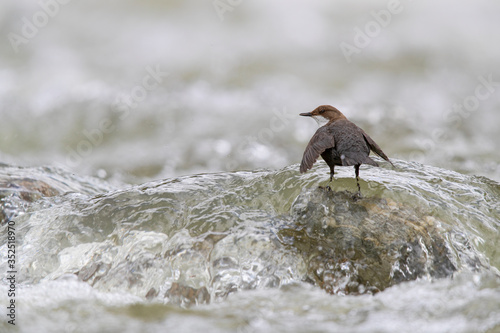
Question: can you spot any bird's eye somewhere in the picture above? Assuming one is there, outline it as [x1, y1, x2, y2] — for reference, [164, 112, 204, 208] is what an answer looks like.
[319, 110, 325, 114]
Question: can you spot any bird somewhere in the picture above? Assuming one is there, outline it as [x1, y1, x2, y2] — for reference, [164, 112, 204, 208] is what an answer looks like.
[299, 105, 394, 195]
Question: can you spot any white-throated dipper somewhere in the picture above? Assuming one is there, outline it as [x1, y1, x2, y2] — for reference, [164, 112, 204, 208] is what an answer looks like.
[300, 105, 394, 195]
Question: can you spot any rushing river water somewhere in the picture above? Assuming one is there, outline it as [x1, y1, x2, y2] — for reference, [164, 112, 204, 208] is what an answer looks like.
[1, 1, 500, 332]
[1, 162, 499, 333]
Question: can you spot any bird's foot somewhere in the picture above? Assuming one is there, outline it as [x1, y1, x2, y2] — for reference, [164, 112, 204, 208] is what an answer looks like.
[318, 185, 333, 192]
[352, 191, 362, 201]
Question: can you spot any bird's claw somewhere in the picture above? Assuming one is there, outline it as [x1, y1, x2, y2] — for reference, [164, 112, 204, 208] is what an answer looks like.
[352, 191, 362, 201]
[318, 185, 333, 192]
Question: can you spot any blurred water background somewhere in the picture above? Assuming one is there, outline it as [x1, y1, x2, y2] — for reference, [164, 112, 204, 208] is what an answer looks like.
[1, 0, 499, 183]
[1, 0, 500, 332]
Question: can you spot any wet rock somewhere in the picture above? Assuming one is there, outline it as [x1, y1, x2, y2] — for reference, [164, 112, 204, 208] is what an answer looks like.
[145, 287, 159, 300]
[282, 188, 481, 295]
[0, 164, 114, 225]
[0, 178, 61, 201]
[77, 262, 101, 282]
[0, 178, 61, 224]
[165, 282, 210, 307]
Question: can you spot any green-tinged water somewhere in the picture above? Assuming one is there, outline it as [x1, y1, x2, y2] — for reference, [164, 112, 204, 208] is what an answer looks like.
[1, 161, 499, 332]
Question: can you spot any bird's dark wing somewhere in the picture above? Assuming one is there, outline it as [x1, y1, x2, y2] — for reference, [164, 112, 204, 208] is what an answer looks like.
[300, 127, 335, 173]
[362, 131, 394, 167]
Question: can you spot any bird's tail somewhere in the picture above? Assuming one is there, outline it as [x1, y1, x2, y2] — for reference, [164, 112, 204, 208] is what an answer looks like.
[341, 153, 379, 167]
[362, 156, 379, 167]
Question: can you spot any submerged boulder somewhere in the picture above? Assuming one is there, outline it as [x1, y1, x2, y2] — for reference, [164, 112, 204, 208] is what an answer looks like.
[0, 177, 61, 225]
[282, 187, 483, 294]
[0, 165, 113, 224]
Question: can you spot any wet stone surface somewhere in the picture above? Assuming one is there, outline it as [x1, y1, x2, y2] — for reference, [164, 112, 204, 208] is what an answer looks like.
[0, 178, 61, 224]
[165, 282, 211, 307]
[281, 188, 476, 295]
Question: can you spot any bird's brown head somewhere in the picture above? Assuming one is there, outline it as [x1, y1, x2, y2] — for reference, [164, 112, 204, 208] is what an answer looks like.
[300, 105, 346, 123]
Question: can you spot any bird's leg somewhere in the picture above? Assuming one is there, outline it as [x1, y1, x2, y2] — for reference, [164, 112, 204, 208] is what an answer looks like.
[326, 166, 335, 191]
[354, 165, 362, 198]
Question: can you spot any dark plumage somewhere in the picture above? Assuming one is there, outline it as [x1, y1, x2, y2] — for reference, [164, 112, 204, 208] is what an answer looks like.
[300, 105, 394, 194]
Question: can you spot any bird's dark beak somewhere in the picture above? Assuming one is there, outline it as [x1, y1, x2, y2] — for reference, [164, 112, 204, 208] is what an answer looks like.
[300, 112, 313, 117]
